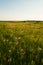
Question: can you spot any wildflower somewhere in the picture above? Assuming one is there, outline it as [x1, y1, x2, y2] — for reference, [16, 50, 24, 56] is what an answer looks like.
[3, 39, 6, 42]
[20, 49, 25, 55]
[21, 49, 24, 52]
[16, 41, 19, 45]
[9, 49, 11, 53]
[38, 47, 42, 51]
[8, 58, 12, 62]
[18, 37, 21, 39]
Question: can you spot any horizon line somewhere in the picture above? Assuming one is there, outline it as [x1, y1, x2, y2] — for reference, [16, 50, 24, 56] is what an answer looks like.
[0, 20, 43, 22]
[0, 19, 43, 21]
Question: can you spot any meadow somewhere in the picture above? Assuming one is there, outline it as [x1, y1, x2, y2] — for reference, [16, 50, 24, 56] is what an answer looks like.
[0, 21, 43, 65]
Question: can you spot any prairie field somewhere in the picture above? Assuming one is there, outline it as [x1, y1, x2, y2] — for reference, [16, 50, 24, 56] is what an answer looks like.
[0, 22, 43, 65]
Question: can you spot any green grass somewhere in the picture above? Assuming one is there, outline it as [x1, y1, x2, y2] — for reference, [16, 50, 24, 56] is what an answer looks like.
[0, 22, 43, 65]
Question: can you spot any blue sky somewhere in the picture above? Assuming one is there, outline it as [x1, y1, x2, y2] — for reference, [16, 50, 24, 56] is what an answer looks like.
[0, 0, 43, 20]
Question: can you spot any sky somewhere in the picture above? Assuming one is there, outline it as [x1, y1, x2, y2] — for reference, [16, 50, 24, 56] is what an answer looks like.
[0, 0, 43, 21]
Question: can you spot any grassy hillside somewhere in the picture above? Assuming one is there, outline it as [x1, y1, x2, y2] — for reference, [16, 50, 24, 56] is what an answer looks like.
[0, 22, 43, 65]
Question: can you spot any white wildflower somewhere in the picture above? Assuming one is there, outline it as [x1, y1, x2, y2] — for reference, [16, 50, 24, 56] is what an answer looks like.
[21, 49, 24, 52]
[38, 47, 42, 51]
[8, 58, 12, 62]
[9, 49, 11, 53]
[18, 37, 21, 39]
[20, 49, 25, 55]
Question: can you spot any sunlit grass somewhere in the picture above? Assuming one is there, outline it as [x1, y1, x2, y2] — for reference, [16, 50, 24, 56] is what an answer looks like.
[0, 21, 43, 65]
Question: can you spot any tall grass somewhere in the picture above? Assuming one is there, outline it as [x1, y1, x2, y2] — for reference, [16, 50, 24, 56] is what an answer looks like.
[0, 22, 43, 65]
